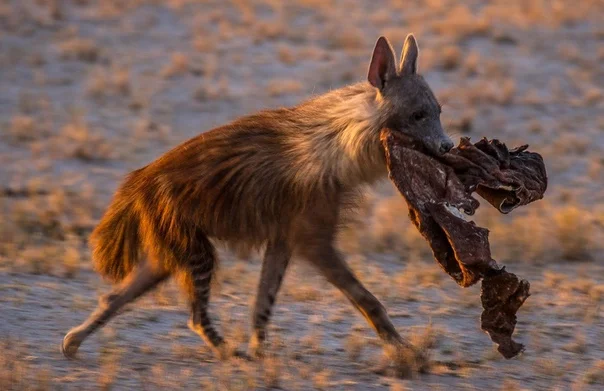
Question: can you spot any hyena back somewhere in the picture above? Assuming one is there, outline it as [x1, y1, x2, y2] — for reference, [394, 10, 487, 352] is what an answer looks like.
[62, 34, 453, 365]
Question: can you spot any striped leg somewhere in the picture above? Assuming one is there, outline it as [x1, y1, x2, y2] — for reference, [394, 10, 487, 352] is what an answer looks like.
[248, 240, 291, 358]
[183, 252, 231, 359]
[62, 260, 169, 358]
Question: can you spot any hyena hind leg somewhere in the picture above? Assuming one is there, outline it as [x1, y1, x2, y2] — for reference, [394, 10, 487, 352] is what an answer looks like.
[248, 239, 292, 358]
[180, 249, 242, 360]
[61, 260, 169, 358]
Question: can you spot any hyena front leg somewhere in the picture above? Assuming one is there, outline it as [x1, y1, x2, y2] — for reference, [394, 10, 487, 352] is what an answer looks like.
[300, 242, 427, 371]
[62, 260, 169, 358]
[249, 240, 292, 358]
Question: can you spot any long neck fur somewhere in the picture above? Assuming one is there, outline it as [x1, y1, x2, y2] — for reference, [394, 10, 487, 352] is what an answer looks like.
[133, 82, 389, 250]
[283, 82, 387, 192]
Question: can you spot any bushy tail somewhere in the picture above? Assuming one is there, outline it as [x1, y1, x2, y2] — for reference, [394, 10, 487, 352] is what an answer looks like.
[90, 192, 141, 282]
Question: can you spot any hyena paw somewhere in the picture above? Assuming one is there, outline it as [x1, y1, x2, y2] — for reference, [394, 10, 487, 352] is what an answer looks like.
[61, 330, 83, 359]
[247, 334, 266, 360]
[247, 345, 265, 360]
[232, 349, 253, 361]
[377, 344, 430, 378]
[215, 344, 251, 361]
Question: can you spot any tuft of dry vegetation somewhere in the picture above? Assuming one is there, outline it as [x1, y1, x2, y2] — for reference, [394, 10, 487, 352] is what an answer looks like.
[326, 25, 366, 51]
[8, 115, 39, 142]
[55, 114, 114, 161]
[440, 46, 462, 71]
[58, 38, 100, 62]
[583, 360, 604, 385]
[554, 206, 594, 261]
[86, 67, 131, 99]
[266, 78, 304, 97]
[161, 52, 190, 78]
[262, 355, 283, 389]
[431, 4, 490, 40]
[344, 332, 364, 361]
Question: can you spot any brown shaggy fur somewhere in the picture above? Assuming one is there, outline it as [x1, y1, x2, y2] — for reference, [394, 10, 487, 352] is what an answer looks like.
[91, 82, 386, 282]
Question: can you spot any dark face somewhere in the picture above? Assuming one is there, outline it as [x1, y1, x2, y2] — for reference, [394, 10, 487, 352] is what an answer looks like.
[381, 75, 453, 156]
[367, 35, 454, 156]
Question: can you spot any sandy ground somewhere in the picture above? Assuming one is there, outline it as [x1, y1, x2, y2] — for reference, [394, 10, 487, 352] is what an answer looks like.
[2, 257, 604, 390]
[0, 1, 603, 390]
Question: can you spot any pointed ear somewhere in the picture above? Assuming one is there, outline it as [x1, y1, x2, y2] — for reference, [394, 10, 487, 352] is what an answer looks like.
[367, 36, 397, 90]
[400, 34, 419, 75]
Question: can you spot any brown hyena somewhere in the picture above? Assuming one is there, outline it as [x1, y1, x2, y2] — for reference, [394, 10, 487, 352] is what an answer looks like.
[62, 34, 453, 366]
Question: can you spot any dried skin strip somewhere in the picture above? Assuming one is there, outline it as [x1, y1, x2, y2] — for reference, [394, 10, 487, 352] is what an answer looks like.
[381, 129, 545, 358]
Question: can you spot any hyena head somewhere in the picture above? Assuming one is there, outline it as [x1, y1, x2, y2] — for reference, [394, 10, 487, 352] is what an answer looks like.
[368, 34, 454, 156]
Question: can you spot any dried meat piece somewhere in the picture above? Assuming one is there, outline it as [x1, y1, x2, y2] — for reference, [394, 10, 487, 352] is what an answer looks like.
[481, 270, 531, 358]
[381, 129, 547, 359]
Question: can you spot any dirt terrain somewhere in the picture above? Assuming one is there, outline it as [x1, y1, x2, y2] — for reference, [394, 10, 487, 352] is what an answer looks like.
[1, 1, 603, 390]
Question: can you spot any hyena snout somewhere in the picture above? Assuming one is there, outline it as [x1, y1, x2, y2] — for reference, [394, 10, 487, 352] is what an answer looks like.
[423, 135, 454, 156]
[438, 139, 454, 155]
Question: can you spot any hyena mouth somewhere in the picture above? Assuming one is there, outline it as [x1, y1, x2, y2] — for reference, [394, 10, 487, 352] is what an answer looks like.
[380, 128, 547, 359]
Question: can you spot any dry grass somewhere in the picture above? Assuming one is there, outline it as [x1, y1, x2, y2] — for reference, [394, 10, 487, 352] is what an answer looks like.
[368, 195, 430, 257]
[277, 44, 296, 65]
[326, 24, 366, 51]
[312, 368, 332, 390]
[56, 115, 113, 161]
[463, 50, 481, 76]
[479, 201, 601, 264]
[447, 110, 475, 134]
[266, 78, 303, 97]
[286, 282, 322, 302]
[253, 21, 285, 43]
[344, 332, 365, 361]
[440, 46, 462, 71]
[262, 355, 283, 389]
[340, 193, 602, 265]
[562, 331, 588, 354]
[554, 206, 594, 261]
[11, 188, 90, 238]
[431, 4, 490, 40]
[300, 329, 324, 355]
[358, 191, 589, 265]
[0, 174, 98, 275]
[86, 67, 131, 99]
[62, 245, 81, 279]
[533, 358, 565, 378]
[0, 338, 55, 390]
[58, 38, 100, 62]
[8, 115, 39, 142]
[583, 360, 604, 385]
[193, 78, 230, 102]
[409, 324, 440, 352]
[160, 52, 189, 78]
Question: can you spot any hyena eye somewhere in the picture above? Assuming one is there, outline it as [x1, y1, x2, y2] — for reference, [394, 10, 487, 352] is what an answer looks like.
[411, 111, 427, 122]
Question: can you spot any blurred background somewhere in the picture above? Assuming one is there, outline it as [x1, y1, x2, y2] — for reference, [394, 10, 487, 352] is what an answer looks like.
[0, 1, 602, 390]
